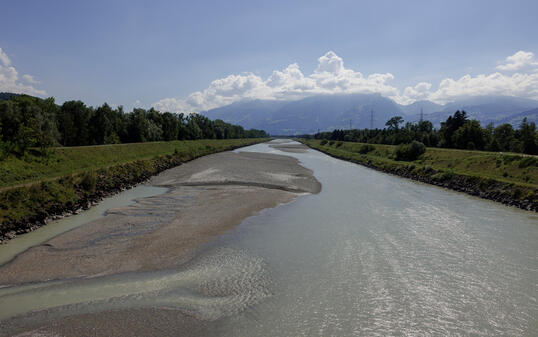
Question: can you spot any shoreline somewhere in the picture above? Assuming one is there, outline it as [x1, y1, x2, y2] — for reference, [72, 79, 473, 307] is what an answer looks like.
[0, 144, 321, 335]
[0, 148, 320, 285]
[0, 139, 268, 244]
[299, 140, 537, 212]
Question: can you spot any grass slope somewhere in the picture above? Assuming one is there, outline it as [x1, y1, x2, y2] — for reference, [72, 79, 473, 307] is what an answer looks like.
[300, 139, 537, 210]
[0, 138, 268, 239]
[1, 139, 263, 189]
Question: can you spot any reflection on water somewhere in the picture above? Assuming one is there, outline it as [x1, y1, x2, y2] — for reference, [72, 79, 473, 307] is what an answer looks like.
[1, 141, 537, 336]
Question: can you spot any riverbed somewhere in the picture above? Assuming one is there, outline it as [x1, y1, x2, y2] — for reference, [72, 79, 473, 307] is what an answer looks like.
[1, 140, 537, 336]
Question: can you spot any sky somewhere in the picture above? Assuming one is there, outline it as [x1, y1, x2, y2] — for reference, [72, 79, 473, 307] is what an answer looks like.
[1, 0, 538, 113]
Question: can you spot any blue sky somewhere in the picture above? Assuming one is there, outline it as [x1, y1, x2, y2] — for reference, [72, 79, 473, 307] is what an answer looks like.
[1, 0, 537, 112]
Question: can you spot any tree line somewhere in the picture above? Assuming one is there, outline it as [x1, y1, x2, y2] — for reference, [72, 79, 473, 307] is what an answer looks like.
[307, 110, 538, 155]
[0, 94, 268, 156]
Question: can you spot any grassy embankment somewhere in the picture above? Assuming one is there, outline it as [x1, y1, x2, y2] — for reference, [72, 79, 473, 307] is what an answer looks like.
[0, 138, 268, 239]
[299, 139, 538, 211]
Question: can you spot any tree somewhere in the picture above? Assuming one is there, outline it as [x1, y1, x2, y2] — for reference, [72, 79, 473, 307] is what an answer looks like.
[439, 110, 468, 148]
[385, 116, 404, 131]
[59, 100, 91, 146]
[520, 118, 537, 154]
[492, 123, 514, 151]
[452, 119, 486, 150]
[161, 112, 179, 141]
[417, 120, 433, 133]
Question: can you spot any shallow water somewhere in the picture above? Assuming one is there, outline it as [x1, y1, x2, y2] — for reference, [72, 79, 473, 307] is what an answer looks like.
[0, 184, 167, 266]
[1, 141, 537, 336]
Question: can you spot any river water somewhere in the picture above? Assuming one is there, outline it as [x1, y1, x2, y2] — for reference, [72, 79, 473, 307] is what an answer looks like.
[1, 141, 537, 336]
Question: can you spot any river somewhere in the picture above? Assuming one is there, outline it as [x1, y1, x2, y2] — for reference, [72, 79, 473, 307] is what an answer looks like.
[1, 141, 537, 336]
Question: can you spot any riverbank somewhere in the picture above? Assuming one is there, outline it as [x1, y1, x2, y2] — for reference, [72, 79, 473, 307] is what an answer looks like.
[0, 139, 268, 243]
[0, 147, 320, 284]
[299, 139, 537, 211]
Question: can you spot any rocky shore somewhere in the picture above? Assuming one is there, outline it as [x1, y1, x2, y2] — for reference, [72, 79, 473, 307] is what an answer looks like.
[301, 141, 537, 212]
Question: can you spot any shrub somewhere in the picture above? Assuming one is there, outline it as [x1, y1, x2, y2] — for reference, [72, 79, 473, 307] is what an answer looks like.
[358, 144, 375, 154]
[320, 140, 328, 145]
[80, 171, 97, 192]
[329, 141, 335, 146]
[394, 141, 426, 161]
[336, 142, 343, 147]
[518, 156, 538, 168]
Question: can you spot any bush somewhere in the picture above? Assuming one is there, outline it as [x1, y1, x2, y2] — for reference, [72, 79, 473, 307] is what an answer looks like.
[358, 144, 375, 154]
[441, 170, 454, 181]
[336, 142, 343, 147]
[518, 156, 538, 168]
[80, 171, 97, 192]
[320, 140, 328, 145]
[329, 141, 335, 146]
[394, 141, 426, 161]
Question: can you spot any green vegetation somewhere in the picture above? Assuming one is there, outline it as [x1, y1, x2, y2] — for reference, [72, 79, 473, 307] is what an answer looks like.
[0, 138, 267, 239]
[394, 141, 426, 161]
[0, 139, 263, 188]
[0, 94, 268, 157]
[299, 139, 537, 210]
[306, 110, 538, 155]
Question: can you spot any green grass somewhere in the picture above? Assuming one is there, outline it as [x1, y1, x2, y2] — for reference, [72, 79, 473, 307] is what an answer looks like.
[0, 138, 268, 236]
[301, 139, 538, 188]
[0, 139, 267, 189]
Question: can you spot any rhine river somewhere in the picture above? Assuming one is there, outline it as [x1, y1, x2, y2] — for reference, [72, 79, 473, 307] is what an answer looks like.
[1, 141, 536, 336]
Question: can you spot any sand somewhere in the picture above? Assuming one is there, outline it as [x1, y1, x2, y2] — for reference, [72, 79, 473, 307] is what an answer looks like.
[0, 150, 320, 285]
[0, 147, 321, 336]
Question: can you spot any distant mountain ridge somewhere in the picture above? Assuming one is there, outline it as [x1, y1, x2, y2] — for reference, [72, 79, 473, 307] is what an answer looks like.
[0, 92, 22, 101]
[203, 94, 538, 135]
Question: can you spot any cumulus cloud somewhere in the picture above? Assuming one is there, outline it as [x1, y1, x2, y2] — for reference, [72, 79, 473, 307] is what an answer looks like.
[154, 50, 538, 113]
[496, 50, 538, 71]
[153, 51, 400, 113]
[22, 74, 39, 84]
[0, 48, 45, 96]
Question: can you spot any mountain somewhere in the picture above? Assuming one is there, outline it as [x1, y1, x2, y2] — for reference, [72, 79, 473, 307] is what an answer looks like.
[411, 96, 538, 126]
[201, 99, 287, 130]
[497, 108, 538, 126]
[0, 92, 22, 101]
[204, 93, 405, 135]
[203, 94, 538, 135]
[399, 100, 443, 116]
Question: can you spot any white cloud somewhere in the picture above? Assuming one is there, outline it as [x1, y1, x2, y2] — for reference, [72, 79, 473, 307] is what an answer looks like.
[22, 74, 39, 84]
[496, 50, 538, 71]
[154, 50, 538, 113]
[0, 48, 45, 96]
[0, 49, 11, 67]
[154, 51, 401, 113]
[424, 72, 538, 104]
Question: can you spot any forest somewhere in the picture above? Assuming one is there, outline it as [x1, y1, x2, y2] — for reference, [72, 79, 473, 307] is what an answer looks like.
[308, 110, 538, 155]
[0, 94, 268, 157]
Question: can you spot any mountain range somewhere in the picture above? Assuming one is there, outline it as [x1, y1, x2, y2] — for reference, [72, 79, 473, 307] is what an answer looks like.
[203, 94, 538, 135]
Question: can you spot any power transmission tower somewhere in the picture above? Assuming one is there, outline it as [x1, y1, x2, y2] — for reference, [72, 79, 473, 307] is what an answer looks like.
[370, 109, 374, 129]
[420, 107, 424, 122]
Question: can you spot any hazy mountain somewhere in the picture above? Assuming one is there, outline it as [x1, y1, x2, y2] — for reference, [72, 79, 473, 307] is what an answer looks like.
[204, 93, 405, 135]
[412, 96, 538, 126]
[0, 92, 22, 100]
[201, 99, 288, 130]
[399, 100, 443, 116]
[202, 94, 538, 135]
[497, 108, 538, 126]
